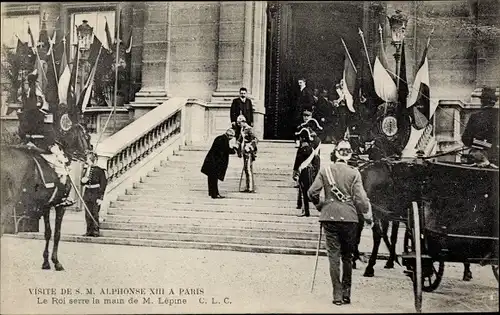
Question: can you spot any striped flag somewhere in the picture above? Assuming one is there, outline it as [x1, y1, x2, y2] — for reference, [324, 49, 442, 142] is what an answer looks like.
[373, 31, 397, 103]
[407, 42, 431, 130]
[340, 38, 357, 113]
[104, 19, 113, 51]
[57, 37, 71, 105]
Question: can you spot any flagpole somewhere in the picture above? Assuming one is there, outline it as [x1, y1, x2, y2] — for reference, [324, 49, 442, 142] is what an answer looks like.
[74, 26, 81, 102]
[113, 7, 121, 133]
[50, 31, 59, 86]
[358, 28, 374, 77]
[27, 22, 48, 83]
[340, 38, 357, 73]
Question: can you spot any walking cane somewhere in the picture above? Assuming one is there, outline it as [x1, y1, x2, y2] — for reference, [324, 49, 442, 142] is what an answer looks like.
[311, 222, 323, 293]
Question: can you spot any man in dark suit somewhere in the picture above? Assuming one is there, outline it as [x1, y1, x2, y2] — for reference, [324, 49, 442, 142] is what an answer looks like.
[201, 129, 238, 198]
[230, 87, 254, 140]
[81, 151, 108, 237]
[314, 89, 334, 143]
[461, 86, 499, 166]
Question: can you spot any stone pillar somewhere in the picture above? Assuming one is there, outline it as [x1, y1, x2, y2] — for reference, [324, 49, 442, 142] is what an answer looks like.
[211, 1, 248, 100]
[135, 2, 171, 101]
[209, 1, 267, 139]
[434, 100, 464, 162]
[130, 2, 146, 102]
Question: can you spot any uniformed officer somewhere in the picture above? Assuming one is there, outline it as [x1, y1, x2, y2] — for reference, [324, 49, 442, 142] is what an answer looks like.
[461, 86, 499, 167]
[295, 110, 323, 147]
[308, 140, 373, 306]
[237, 115, 258, 193]
[293, 128, 321, 217]
[81, 152, 108, 237]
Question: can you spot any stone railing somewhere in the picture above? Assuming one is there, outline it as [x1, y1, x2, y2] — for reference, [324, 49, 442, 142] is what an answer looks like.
[95, 97, 209, 215]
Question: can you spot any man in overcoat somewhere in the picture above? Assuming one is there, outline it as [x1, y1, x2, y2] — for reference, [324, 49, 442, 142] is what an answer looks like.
[201, 128, 237, 198]
[230, 87, 254, 140]
[308, 140, 373, 306]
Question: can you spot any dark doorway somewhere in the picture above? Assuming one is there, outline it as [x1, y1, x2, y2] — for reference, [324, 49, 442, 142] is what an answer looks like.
[265, 2, 365, 140]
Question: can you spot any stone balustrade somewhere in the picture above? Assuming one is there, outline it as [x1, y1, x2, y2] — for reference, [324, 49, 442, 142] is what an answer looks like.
[94, 97, 210, 216]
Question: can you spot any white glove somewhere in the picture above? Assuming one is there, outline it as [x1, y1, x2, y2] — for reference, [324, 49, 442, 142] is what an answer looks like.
[96, 199, 102, 206]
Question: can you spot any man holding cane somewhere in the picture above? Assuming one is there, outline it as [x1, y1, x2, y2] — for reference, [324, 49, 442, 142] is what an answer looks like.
[308, 140, 372, 306]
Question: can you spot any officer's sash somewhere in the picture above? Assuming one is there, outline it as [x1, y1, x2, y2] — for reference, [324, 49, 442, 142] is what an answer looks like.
[298, 141, 321, 173]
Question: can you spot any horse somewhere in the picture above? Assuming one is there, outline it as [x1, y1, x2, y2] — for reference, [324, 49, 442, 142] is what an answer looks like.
[356, 158, 475, 281]
[0, 123, 91, 271]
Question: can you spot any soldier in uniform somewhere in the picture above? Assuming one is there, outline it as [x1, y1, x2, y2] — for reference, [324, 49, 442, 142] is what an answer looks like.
[308, 140, 373, 306]
[81, 151, 108, 237]
[293, 128, 321, 217]
[295, 110, 323, 147]
[461, 86, 499, 167]
[18, 70, 73, 207]
[236, 115, 258, 193]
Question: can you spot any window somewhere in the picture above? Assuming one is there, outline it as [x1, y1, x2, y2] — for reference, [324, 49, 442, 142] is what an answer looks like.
[70, 11, 115, 59]
[1, 14, 40, 49]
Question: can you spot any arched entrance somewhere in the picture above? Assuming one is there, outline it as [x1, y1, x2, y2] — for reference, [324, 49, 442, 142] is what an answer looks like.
[264, 1, 381, 140]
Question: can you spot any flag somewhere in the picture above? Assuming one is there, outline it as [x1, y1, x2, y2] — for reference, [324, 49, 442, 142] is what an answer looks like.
[27, 25, 36, 49]
[373, 33, 397, 103]
[397, 40, 409, 112]
[78, 43, 103, 112]
[341, 51, 357, 113]
[57, 52, 71, 105]
[38, 19, 49, 52]
[408, 44, 431, 130]
[104, 19, 113, 51]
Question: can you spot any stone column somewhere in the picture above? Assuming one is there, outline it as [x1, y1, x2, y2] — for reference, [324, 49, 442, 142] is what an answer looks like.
[211, 1, 248, 102]
[130, 2, 146, 102]
[209, 1, 267, 139]
[135, 2, 171, 101]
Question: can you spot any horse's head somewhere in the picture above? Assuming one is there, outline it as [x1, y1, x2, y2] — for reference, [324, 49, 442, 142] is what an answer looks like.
[58, 123, 91, 162]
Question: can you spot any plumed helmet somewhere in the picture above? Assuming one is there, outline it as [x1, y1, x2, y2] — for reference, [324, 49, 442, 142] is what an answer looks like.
[334, 140, 353, 161]
[237, 115, 247, 123]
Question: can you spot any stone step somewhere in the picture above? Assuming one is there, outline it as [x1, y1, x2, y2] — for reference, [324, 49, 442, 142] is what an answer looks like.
[108, 202, 307, 215]
[103, 214, 319, 232]
[133, 182, 299, 192]
[100, 229, 324, 249]
[101, 221, 319, 240]
[163, 158, 295, 170]
[107, 207, 318, 224]
[182, 142, 295, 151]
[145, 170, 292, 180]
[140, 177, 296, 187]
[114, 195, 302, 207]
[15, 232, 327, 256]
[122, 190, 300, 201]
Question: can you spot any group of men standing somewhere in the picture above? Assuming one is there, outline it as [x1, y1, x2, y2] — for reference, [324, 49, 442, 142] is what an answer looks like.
[201, 87, 258, 198]
[295, 78, 353, 144]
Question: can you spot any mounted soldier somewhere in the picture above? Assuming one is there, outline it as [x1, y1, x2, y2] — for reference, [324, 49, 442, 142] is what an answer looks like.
[17, 69, 74, 207]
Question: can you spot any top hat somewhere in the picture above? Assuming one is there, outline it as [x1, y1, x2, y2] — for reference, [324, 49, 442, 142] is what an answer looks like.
[480, 87, 497, 107]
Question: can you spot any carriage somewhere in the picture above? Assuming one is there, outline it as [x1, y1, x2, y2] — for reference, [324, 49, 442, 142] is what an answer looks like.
[395, 157, 499, 312]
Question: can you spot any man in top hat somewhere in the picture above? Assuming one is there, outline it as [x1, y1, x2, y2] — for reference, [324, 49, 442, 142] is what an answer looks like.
[461, 86, 499, 167]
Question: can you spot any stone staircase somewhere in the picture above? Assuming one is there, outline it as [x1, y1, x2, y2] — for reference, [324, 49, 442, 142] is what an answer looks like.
[15, 140, 400, 257]
[100, 141, 325, 254]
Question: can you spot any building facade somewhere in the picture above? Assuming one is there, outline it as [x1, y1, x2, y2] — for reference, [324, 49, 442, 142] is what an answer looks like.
[1, 1, 499, 141]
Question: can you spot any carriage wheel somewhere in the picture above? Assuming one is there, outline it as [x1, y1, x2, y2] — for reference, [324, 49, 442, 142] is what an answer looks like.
[493, 265, 499, 282]
[403, 225, 445, 292]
